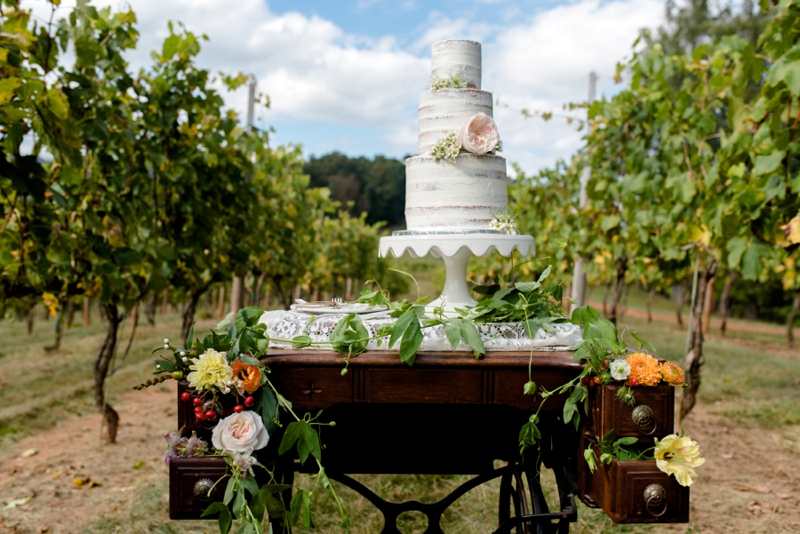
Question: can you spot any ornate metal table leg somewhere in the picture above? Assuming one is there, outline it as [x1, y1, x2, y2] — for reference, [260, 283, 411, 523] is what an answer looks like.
[329, 468, 509, 534]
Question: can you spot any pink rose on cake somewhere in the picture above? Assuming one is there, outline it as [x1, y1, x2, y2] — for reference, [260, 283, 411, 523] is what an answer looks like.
[457, 112, 500, 154]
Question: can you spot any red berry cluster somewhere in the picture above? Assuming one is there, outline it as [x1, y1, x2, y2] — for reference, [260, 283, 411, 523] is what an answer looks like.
[179, 389, 256, 421]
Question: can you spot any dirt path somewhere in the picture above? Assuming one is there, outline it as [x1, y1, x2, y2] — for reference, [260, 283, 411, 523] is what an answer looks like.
[0, 385, 176, 534]
[675, 405, 800, 533]
[0, 383, 799, 533]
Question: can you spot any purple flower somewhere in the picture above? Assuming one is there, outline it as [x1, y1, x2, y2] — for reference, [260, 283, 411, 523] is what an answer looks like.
[185, 432, 209, 457]
[164, 431, 187, 465]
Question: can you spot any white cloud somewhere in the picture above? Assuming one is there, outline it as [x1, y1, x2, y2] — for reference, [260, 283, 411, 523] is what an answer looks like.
[482, 0, 664, 172]
[411, 12, 498, 53]
[22, 0, 665, 173]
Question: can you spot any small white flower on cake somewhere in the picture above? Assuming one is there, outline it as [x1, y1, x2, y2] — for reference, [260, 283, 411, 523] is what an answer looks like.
[458, 112, 500, 155]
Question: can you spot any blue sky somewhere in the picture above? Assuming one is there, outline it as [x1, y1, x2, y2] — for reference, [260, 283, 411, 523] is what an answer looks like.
[29, 0, 666, 174]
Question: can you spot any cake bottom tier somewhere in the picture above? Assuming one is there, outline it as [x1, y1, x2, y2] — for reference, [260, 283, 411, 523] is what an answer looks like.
[405, 153, 508, 231]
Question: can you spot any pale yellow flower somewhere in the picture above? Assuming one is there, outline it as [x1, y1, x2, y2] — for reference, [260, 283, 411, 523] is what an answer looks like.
[187, 349, 233, 392]
[654, 433, 705, 487]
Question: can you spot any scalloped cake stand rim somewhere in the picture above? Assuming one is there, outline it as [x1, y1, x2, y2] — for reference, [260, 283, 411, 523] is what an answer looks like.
[378, 234, 535, 259]
[378, 234, 535, 312]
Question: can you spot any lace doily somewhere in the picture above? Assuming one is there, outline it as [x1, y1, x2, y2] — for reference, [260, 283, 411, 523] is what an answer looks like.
[259, 310, 582, 352]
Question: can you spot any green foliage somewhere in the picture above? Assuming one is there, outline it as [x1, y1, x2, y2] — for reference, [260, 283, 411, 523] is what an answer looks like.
[584, 429, 645, 473]
[304, 151, 405, 227]
[645, 0, 771, 56]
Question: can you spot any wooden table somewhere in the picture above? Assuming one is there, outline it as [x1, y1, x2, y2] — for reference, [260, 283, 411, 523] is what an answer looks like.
[263, 349, 584, 534]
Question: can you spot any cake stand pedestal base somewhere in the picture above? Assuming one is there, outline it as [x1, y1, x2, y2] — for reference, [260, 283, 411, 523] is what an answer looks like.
[379, 234, 535, 313]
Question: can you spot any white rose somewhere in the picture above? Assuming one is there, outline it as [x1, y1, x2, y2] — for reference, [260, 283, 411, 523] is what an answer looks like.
[211, 411, 269, 454]
[457, 112, 500, 154]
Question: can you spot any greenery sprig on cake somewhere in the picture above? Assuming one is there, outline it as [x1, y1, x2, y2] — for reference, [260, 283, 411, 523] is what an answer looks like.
[430, 72, 468, 90]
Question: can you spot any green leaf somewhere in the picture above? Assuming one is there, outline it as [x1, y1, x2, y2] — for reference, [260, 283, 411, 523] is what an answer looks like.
[514, 281, 541, 293]
[257, 386, 278, 434]
[584, 448, 597, 473]
[457, 319, 485, 357]
[600, 214, 621, 232]
[232, 487, 246, 518]
[162, 34, 180, 59]
[155, 359, 176, 372]
[241, 476, 259, 497]
[742, 242, 769, 280]
[302, 486, 313, 527]
[766, 49, 800, 96]
[289, 489, 305, 525]
[237, 307, 265, 326]
[571, 306, 600, 326]
[201, 502, 232, 534]
[628, 330, 656, 353]
[265, 495, 285, 519]
[584, 319, 617, 344]
[536, 265, 552, 283]
[252, 484, 292, 523]
[298, 421, 322, 463]
[278, 421, 303, 456]
[0, 77, 21, 105]
[444, 321, 461, 349]
[753, 151, 785, 176]
[292, 335, 312, 348]
[223, 477, 235, 505]
[185, 326, 195, 351]
[726, 236, 749, 270]
[279, 421, 320, 464]
[389, 308, 416, 349]
[614, 436, 639, 447]
[398, 318, 423, 365]
[45, 88, 69, 120]
[563, 383, 587, 426]
[523, 381, 536, 395]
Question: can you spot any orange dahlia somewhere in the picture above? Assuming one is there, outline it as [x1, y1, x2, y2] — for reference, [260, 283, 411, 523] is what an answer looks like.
[626, 352, 661, 386]
[232, 361, 262, 394]
[660, 362, 685, 386]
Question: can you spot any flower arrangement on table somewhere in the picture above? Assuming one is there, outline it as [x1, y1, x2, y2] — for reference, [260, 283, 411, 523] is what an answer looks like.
[141, 310, 347, 534]
[555, 306, 704, 488]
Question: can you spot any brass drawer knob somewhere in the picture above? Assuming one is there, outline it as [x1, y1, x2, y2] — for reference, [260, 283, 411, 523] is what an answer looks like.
[644, 483, 668, 517]
[631, 405, 657, 435]
[193, 478, 216, 501]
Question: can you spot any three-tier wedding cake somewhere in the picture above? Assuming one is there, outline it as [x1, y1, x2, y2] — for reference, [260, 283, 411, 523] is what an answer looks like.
[404, 39, 509, 233]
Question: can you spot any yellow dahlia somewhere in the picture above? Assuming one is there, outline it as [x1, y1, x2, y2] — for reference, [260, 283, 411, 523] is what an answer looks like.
[626, 352, 661, 386]
[187, 349, 233, 392]
[660, 362, 685, 386]
[654, 433, 705, 487]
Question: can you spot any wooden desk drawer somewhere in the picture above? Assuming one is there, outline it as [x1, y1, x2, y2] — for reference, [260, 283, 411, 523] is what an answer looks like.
[586, 383, 675, 442]
[169, 457, 228, 519]
[578, 443, 689, 523]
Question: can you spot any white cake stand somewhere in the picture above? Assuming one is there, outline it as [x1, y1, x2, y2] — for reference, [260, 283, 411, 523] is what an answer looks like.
[379, 233, 535, 312]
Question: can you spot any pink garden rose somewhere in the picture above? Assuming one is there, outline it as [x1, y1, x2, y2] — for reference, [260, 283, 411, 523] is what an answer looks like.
[457, 112, 499, 154]
[211, 411, 269, 454]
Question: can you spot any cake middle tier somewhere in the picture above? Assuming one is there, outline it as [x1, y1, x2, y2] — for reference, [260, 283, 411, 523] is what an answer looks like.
[405, 153, 508, 231]
[418, 89, 493, 155]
